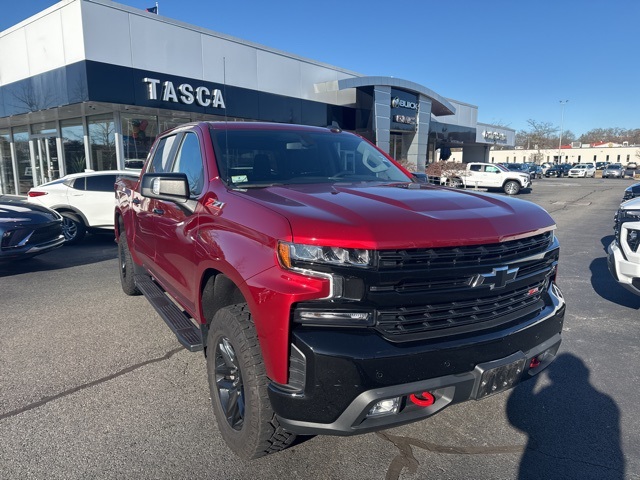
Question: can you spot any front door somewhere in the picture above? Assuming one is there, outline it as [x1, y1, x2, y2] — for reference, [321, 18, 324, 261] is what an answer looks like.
[34, 136, 61, 185]
[151, 130, 205, 315]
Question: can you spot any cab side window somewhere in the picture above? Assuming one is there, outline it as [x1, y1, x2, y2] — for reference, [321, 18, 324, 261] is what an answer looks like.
[148, 135, 177, 174]
[172, 132, 204, 197]
[86, 174, 117, 192]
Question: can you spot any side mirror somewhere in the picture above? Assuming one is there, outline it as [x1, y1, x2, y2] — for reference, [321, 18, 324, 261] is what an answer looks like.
[141, 173, 189, 203]
[412, 173, 428, 183]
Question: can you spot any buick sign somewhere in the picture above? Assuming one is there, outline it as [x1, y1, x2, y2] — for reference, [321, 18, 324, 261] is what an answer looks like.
[391, 97, 418, 111]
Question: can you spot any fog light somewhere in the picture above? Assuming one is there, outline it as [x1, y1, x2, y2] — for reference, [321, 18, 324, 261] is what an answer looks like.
[367, 397, 400, 417]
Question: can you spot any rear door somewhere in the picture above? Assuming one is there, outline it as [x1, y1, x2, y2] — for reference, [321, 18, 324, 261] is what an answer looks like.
[66, 174, 118, 228]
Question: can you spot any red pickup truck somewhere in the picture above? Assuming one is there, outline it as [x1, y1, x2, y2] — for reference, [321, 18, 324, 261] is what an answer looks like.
[115, 121, 565, 459]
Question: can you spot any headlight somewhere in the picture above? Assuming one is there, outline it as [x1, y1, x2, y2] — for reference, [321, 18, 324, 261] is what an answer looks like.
[619, 209, 640, 222]
[278, 241, 372, 269]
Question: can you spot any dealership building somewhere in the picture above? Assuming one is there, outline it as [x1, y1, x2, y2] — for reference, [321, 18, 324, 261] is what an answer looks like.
[0, 0, 514, 195]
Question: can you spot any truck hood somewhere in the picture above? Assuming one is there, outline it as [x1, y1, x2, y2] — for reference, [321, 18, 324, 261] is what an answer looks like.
[236, 183, 555, 249]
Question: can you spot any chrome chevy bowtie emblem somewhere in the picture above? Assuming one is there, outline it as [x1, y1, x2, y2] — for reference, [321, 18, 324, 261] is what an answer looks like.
[470, 266, 519, 289]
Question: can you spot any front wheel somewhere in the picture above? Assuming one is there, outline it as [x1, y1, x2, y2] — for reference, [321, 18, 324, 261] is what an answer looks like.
[503, 180, 521, 195]
[61, 212, 86, 244]
[206, 304, 296, 459]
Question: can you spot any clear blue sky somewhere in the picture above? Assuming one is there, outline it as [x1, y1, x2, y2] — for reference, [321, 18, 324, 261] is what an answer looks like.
[2, 0, 639, 137]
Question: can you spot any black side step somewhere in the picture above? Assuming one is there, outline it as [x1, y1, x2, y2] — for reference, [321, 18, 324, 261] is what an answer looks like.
[135, 275, 203, 352]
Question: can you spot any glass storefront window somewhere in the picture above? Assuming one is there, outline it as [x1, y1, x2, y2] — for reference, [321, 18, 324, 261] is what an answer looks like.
[61, 119, 87, 174]
[32, 121, 57, 136]
[158, 115, 192, 134]
[88, 114, 117, 171]
[0, 129, 16, 195]
[13, 127, 33, 194]
[121, 114, 158, 169]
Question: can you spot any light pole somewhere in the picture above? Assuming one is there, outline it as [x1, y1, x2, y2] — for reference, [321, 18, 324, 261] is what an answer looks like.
[558, 100, 569, 164]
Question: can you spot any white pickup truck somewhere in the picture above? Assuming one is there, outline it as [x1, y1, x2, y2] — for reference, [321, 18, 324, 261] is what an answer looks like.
[443, 162, 531, 195]
[608, 197, 640, 294]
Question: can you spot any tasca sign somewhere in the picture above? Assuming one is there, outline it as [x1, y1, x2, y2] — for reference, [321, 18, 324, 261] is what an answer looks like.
[143, 78, 226, 109]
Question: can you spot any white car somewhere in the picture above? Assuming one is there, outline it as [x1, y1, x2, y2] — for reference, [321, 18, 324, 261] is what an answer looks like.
[27, 170, 139, 243]
[608, 197, 640, 294]
[567, 163, 596, 178]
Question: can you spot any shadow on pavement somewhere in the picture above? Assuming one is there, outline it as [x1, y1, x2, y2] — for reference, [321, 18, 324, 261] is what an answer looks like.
[591, 235, 640, 309]
[0, 233, 117, 277]
[507, 353, 625, 479]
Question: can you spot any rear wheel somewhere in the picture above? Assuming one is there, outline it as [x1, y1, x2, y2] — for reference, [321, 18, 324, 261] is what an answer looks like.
[118, 231, 141, 296]
[206, 304, 296, 459]
[61, 212, 86, 244]
[504, 180, 521, 195]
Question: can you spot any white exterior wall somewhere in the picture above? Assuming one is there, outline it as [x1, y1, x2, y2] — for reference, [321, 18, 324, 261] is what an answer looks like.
[487, 146, 640, 165]
[0, 0, 84, 87]
[80, 0, 358, 106]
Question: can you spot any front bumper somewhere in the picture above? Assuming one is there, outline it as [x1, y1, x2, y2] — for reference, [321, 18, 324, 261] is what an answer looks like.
[270, 282, 565, 435]
[608, 237, 640, 294]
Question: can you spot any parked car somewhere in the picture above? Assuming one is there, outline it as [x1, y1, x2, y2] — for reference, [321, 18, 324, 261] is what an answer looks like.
[544, 164, 572, 178]
[527, 164, 543, 179]
[596, 162, 610, 170]
[623, 182, 640, 201]
[27, 170, 139, 244]
[608, 196, 640, 294]
[602, 164, 625, 179]
[540, 162, 553, 174]
[0, 195, 64, 262]
[627, 162, 638, 170]
[500, 163, 530, 174]
[567, 163, 596, 178]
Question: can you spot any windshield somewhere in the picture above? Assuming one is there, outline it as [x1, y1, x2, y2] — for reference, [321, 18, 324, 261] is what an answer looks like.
[210, 128, 411, 187]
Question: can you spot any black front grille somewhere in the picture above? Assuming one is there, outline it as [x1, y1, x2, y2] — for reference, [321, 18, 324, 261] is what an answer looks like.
[1, 223, 62, 250]
[376, 279, 547, 340]
[377, 231, 553, 269]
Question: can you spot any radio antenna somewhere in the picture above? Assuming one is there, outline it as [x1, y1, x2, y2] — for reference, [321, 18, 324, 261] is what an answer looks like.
[223, 56, 230, 183]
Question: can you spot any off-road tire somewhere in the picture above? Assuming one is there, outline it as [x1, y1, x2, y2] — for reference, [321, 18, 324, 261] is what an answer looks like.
[504, 180, 521, 195]
[61, 212, 86, 244]
[118, 232, 141, 296]
[206, 303, 296, 459]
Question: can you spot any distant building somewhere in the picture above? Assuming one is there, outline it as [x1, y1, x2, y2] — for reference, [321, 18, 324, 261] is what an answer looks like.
[488, 142, 640, 165]
[0, 0, 515, 195]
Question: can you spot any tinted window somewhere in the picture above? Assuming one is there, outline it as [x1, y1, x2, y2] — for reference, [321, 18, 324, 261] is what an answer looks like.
[86, 174, 117, 192]
[172, 132, 204, 196]
[68, 177, 86, 190]
[211, 129, 410, 186]
[148, 135, 177, 174]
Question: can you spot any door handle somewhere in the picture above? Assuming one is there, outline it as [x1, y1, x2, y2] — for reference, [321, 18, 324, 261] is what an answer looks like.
[152, 208, 165, 215]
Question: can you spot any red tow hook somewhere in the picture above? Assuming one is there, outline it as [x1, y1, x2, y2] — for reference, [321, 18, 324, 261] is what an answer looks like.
[409, 391, 435, 407]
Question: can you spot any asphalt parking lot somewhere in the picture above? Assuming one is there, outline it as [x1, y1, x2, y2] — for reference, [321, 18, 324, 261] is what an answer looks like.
[1, 177, 639, 480]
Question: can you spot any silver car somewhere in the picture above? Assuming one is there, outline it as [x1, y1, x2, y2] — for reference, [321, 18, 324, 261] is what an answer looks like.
[602, 164, 625, 179]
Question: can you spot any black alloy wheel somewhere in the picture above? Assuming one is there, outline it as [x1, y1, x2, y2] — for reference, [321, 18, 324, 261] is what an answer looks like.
[214, 336, 245, 430]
